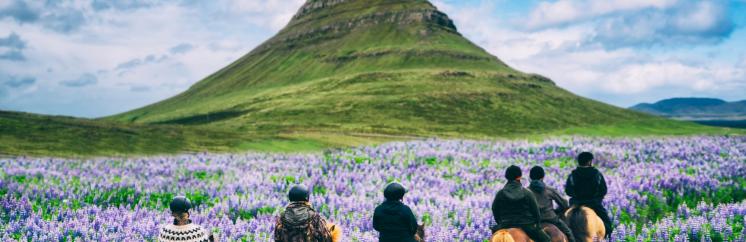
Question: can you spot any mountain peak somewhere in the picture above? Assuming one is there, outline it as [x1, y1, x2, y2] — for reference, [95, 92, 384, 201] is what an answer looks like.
[286, 0, 456, 35]
[293, 0, 437, 20]
[109, 0, 648, 136]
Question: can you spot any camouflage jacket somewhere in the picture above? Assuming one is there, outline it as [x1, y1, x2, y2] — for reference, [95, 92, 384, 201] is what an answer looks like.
[274, 202, 333, 242]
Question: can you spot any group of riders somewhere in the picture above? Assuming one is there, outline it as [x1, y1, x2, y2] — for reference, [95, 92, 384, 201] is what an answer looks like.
[157, 152, 612, 242]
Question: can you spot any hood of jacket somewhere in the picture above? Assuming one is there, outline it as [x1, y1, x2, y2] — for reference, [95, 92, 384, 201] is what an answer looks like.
[379, 200, 404, 215]
[501, 180, 526, 201]
[282, 202, 313, 226]
[529, 179, 545, 193]
[572, 166, 600, 181]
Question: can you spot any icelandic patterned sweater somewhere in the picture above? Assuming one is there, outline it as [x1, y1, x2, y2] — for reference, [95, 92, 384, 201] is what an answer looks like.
[158, 223, 211, 242]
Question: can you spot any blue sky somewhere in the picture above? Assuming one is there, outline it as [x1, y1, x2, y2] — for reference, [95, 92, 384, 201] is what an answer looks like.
[1, 0, 745, 118]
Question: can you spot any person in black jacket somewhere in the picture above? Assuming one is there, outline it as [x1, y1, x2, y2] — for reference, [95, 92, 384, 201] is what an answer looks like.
[564, 152, 612, 237]
[492, 165, 550, 242]
[529, 166, 575, 242]
[373, 182, 419, 242]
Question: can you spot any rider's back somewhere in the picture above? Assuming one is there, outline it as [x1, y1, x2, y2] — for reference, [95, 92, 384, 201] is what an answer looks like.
[528, 180, 567, 221]
[275, 202, 333, 242]
[565, 167, 607, 204]
[373, 200, 418, 242]
[492, 180, 539, 226]
[158, 223, 211, 242]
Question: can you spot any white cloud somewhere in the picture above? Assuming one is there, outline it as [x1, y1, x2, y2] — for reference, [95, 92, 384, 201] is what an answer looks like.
[0, 0, 306, 117]
[525, 0, 677, 29]
[436, 0, 745, 107]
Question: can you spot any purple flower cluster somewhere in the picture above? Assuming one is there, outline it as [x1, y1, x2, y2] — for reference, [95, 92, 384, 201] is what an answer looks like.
[0, 136, 744, 241]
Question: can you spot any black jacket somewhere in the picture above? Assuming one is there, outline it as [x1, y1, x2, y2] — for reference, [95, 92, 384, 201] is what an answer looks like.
[491, 180, 542, 226]
[529, 180, 569, 221]
[564, 166, 607, 204]
[373, 200, 418, 242]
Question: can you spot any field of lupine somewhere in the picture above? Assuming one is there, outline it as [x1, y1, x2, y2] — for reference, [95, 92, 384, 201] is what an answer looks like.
[1, 136, 745, 241]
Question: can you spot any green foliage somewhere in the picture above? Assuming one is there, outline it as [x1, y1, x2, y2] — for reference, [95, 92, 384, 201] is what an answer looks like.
[190, 170, 223, 181]
[313, 186, 327, 196]
[421, 212, 432, 226]
[619, 185, 746, 233]
[230, 206, 277, 223]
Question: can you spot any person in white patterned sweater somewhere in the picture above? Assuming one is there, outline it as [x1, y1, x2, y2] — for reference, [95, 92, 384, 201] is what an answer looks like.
[159, 196, 215, 242]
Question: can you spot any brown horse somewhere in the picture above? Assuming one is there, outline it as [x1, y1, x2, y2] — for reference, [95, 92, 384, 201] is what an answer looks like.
[542, 223, 568, 242]
[565, 206, 605, 242]
[489, 224, 568, 242]
[415, 224, 425, 242]
[326, 223, 342, 242]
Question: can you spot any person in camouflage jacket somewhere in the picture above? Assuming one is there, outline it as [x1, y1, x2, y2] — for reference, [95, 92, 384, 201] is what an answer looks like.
[274, 185, 333, 242]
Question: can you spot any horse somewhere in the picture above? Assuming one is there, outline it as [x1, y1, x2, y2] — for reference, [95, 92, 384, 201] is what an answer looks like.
[415, 224, 426, 242]
[489, 223, 568, 242]
[326, 223, 342, 242]
[490, 228, 531, 242]
[565, 206, 605, 242]
[542, 223, 568, 242]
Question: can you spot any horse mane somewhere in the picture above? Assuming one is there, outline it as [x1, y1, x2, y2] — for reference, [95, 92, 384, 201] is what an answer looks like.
[567, 206, 589, 241]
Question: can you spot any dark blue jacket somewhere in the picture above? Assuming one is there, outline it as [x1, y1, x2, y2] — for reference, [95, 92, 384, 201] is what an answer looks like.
[373, 200, 418, 242]
[565, 166, 607, 205]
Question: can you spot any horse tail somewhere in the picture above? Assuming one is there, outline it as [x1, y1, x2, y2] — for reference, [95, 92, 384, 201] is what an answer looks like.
[490, 230, 515, 242]
[415, 224, 425, 242]
[567, 206, 589, 241]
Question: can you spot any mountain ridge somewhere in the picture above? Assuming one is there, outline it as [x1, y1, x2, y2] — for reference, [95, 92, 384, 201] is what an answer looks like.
[631, 97, 746, 120]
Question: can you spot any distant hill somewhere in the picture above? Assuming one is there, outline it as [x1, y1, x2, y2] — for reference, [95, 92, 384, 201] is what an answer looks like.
[630, 98, 746, 128]
[631, 98, 746, 119]
[107, 0, 652, 137]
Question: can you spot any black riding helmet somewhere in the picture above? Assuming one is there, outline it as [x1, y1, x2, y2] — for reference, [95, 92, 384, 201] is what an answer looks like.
[288, 184, 310, 202]
[170, 196, 192, 213]
[383, 182, 407, 201]
[505, 165, 522, 181]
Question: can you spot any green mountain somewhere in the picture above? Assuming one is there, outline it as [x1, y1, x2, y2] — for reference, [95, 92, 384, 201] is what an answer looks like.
[107, 0, 650, 137]
[631, 98, 746, 119]
[631, 98, 746, 129]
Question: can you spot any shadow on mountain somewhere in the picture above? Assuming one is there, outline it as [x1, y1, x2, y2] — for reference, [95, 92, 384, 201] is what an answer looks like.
[156, 111, 248, 125]
[694, 120, 746, 129]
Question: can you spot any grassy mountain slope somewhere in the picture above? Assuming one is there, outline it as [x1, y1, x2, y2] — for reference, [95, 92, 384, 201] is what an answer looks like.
[0, 111, 251, 157]
[0, 110, 415, 156]
[4, 109, 741, 157]
[107, 0, 655, 137]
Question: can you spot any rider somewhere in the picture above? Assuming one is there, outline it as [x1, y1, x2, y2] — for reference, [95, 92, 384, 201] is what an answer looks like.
[491, 165, 551, 242]
[275, 184, 334, 242]
[158, 196, 214, 242]
[373, 182, 419, 242]
[529, 166, 575, 242]
[564, 152, 613, 237]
